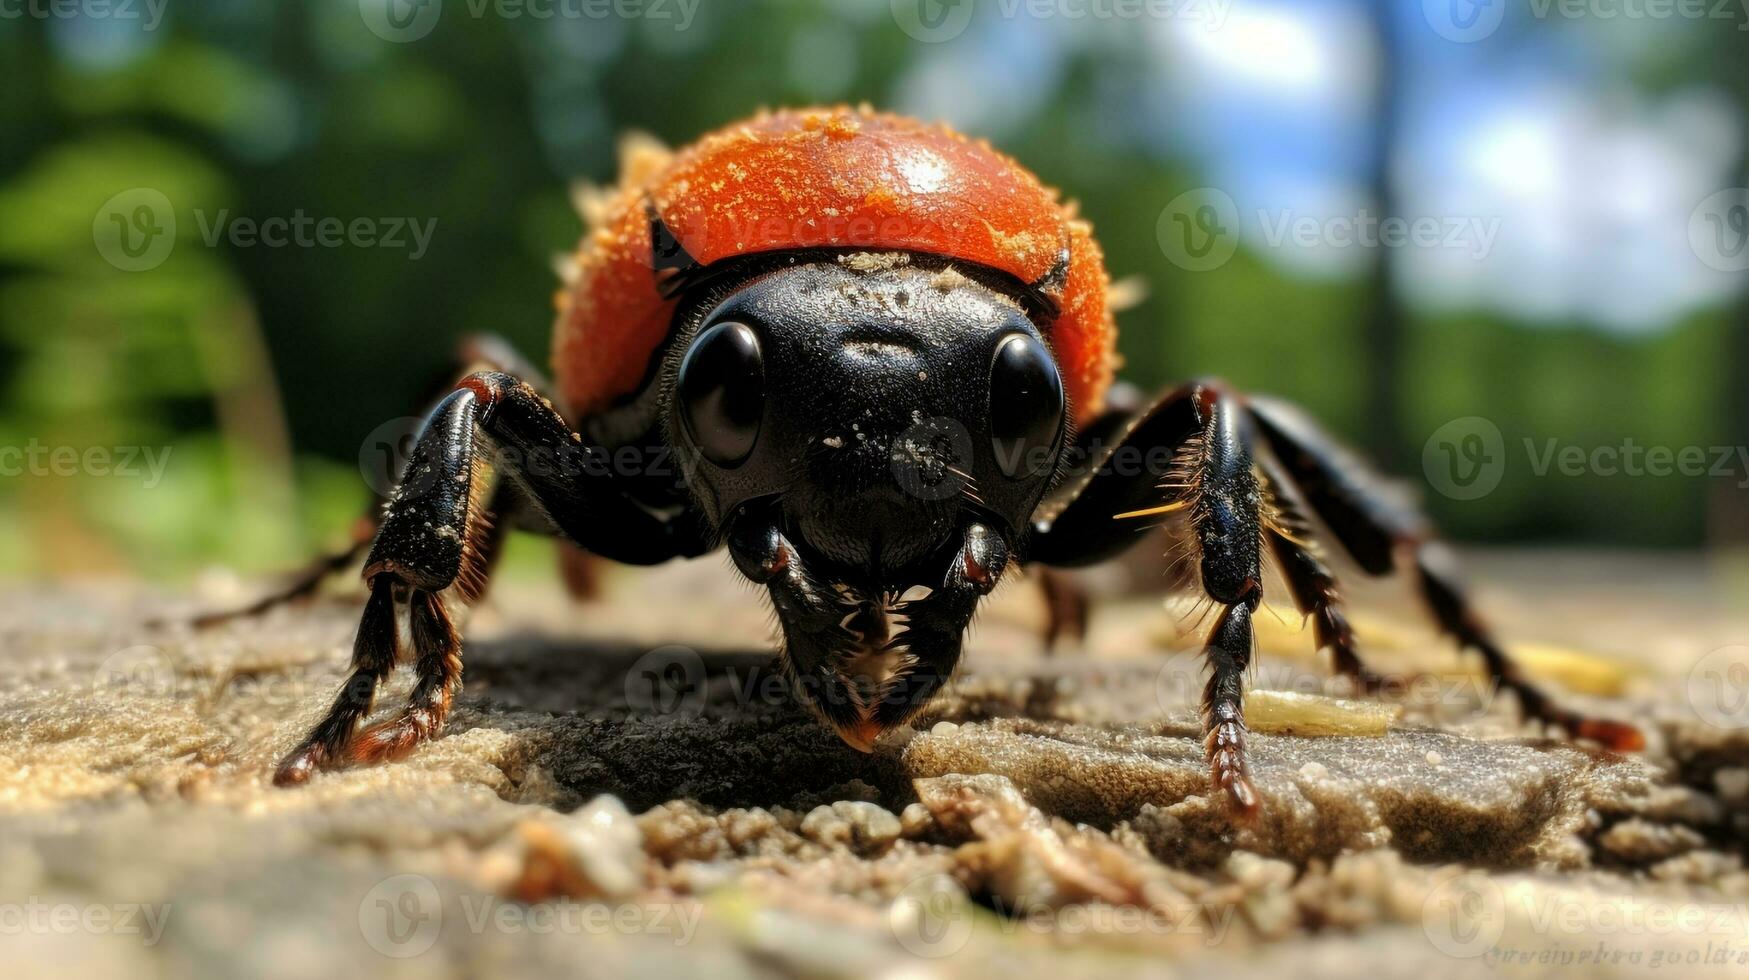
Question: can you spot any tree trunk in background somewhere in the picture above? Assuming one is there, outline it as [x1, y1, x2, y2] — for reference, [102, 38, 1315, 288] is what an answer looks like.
[1363, 0, 1406, 471]
[1714, 9, 1749, 550]
[1721, 186, 1749, 549]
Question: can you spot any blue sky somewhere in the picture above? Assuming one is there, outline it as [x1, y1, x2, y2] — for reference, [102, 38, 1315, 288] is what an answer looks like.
[896, 0, 1746, 332]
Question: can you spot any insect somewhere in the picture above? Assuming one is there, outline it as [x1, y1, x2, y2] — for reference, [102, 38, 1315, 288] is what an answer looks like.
[259, 106, 1642, 814]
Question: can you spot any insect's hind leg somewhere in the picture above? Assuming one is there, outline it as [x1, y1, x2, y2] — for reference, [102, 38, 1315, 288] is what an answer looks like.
[186, 518, 376, 628]
[1248, 397, 1643, 750]
[1257, 454, 1386, 692]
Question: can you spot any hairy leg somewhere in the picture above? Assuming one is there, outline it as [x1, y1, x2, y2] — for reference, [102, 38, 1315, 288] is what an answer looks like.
[189, 334, 551, 628]
[275, 372, 703, 785]
[1031, 381, 1266, 816]
[1249, 397, 1641, 750]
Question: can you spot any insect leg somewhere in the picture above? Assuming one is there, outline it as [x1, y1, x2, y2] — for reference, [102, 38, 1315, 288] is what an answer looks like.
[1020, 390, 1142, 652]
[1257, 453, 1385, 691]
[1030, 381, 1265, 816]
[275, 383, 489, 786]
[186, 519, 377, 628]
[275, 371, 706, 785]
[189, 334, 552, 628]
[1028, 382, 1204, 567]
[1247, 396, 1642, 751]
[1034, 568, 1089, 654]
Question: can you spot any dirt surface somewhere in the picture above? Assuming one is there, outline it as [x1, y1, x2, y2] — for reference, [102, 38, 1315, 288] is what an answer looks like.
[2, 549, 1747, 979]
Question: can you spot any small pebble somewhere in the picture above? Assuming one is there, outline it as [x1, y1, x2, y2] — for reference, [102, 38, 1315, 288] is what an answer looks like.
[899, 803, 934, 838]
[799, 801, 901, 852]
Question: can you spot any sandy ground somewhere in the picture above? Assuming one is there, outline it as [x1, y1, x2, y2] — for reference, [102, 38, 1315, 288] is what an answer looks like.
[1, 549, 1747, 979]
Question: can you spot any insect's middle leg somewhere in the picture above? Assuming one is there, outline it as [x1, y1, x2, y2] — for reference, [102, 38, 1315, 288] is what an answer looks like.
[1032, 382, 1266, 816]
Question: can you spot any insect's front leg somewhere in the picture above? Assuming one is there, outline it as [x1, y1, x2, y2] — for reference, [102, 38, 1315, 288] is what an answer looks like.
[1030, 382, 1266, 816]
[275, 372, 701, 786]
[274, 385, 485, 786]
[187, 334, 555, 629]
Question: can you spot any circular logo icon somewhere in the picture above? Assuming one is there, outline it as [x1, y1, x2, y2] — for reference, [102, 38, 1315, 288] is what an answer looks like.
[625, 645, 707, 717]
[1422, 872, 1506, 958]
[359, 874, 442, 958]
[1688, 188, 1749, 274]
[889, 873, 975, 958]
[93, 188, 175, 272]
[1687, 645, 1749, 730]
[891, 416, 976, 503]
[94, 645, 176, 699]
[1422, 0, 1506, 43]
[1156, 188, 1239, 273]
[358, 416, 441, 500]
[360, 0, 443, 43]
[891, 0, 976, 43]
[1153, 652, 1202, 716]
[1422, 416, 1505, 501]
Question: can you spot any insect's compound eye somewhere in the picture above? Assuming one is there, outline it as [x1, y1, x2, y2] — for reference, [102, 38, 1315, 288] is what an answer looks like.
[987, 332, 1064, 479]
[677, 321, 765, 468]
